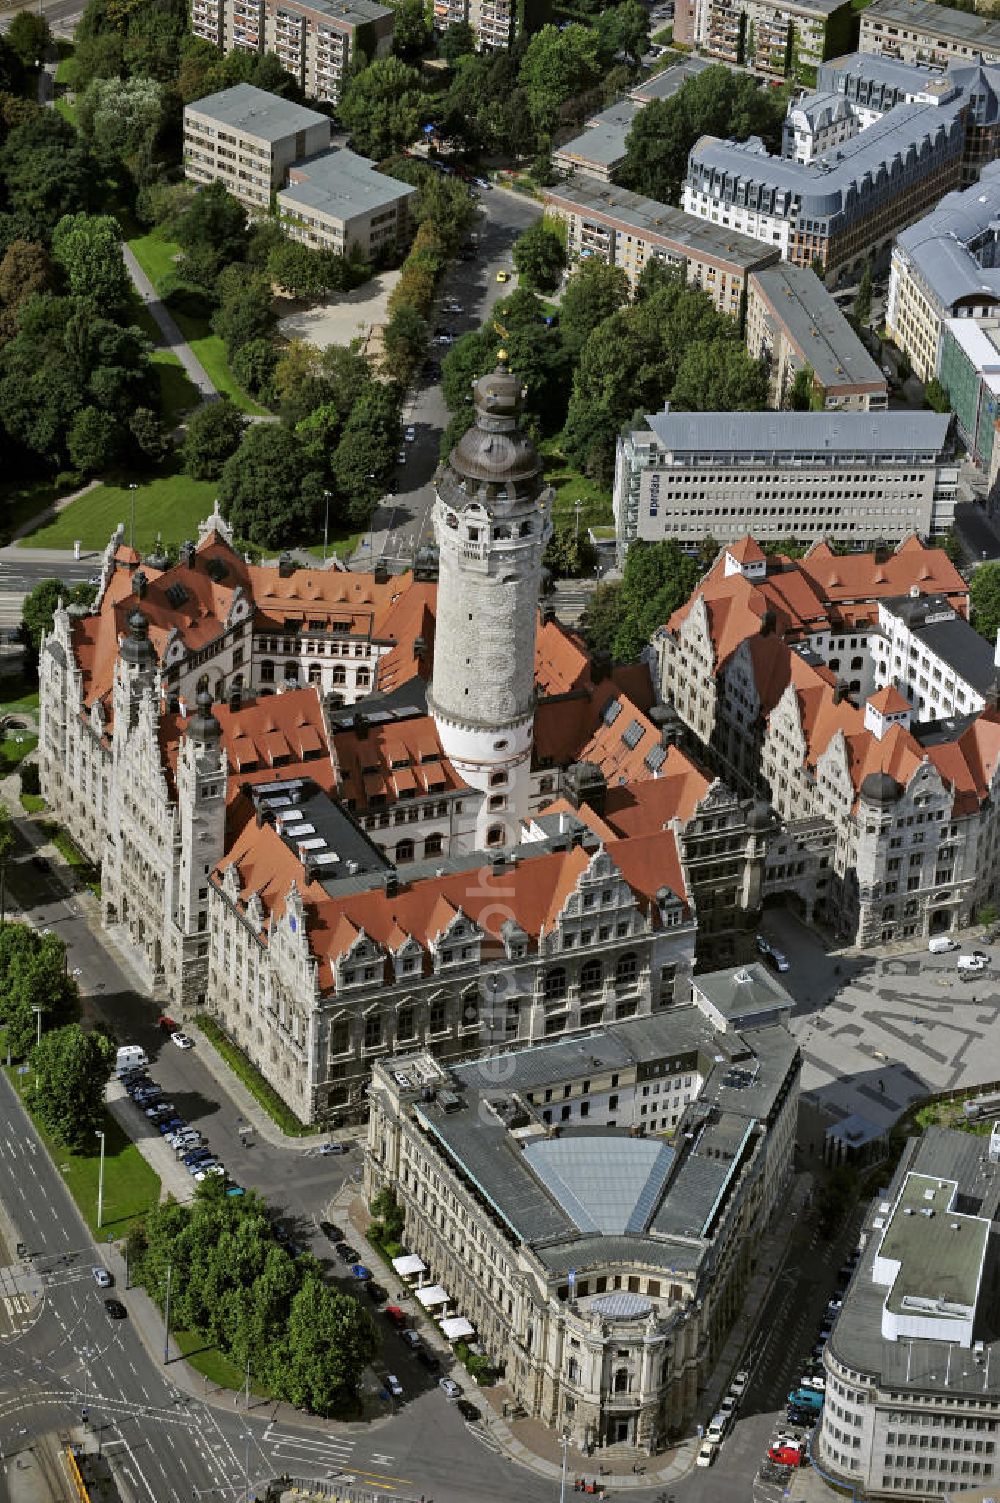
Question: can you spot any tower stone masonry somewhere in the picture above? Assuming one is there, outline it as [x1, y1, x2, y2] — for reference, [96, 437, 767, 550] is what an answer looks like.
[428, 357, 553, 850]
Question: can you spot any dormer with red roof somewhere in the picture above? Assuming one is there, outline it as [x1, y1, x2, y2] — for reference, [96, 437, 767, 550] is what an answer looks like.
[865, 685, 912, 741]
[723, 536, 767, 581]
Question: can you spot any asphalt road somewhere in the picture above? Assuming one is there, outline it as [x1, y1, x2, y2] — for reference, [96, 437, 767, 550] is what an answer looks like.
[364, 186, 543, 570]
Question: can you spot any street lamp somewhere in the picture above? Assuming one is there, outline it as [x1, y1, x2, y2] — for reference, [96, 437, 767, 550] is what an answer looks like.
[128, 483, 138, 553]
[322, 490, 331, 564]
[95, 1129, 105, 1230]
[163, 1261, 173, 1364]
[574, 498, 583, 540]
[30, 1005, 42, 1089]
[558, 1430, 570, 1503]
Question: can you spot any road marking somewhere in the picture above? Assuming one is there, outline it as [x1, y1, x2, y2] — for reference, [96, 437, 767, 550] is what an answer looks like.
[370, 1452, 395, 1464]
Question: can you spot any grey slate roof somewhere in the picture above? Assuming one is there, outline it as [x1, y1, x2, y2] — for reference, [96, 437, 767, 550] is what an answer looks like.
[751, 263, 885, 391]
[693, 962, 795, 1027]
[818, 49, 946, 96]
[895, 161, 1000, 313]
[862, 0, 1000, 53]
[643, 408, 951, 459]
[186, 84, 330, 143]
[882, 592, 998, 695]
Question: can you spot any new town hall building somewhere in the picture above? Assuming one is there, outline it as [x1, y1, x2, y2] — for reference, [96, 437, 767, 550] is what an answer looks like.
[38, 365, 775, 1127]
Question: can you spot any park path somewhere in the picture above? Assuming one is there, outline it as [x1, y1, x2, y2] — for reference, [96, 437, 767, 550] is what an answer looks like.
[120, 244, 219, 404]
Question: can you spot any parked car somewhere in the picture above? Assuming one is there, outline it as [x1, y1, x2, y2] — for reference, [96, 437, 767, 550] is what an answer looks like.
[188, 1157, 220, 1175]
[157, 1014, 179, 1032]
[496, 270, 510, 283]
[719, 1394, 738, 1421]
[439, 1378, 462, 1399]
[401, 1329, 422, 1350]
[384, 1374, 404, 1397]
[404, 426, 416, 442]
[171, 1031, 195, 1049]
[768, 947, 790, 973]
[104, 1298, 127, 1319]
[769, 1443, 803, 1467]
[92, 1266, 113, 1288]
[145, 1103, 176, 1119]
[335, 1242, 360, 1262]
[158, 1118, 184, 1135]
[194, 1165, 225, 1181]
[958, 954, 987, 972]
[319, 1221, 343, 1242]
[755, 935, 771, 956]
[729, 1369, 750, 1398]
[696, 1440, 718, 1468]
[350, 1263, 372, 1281]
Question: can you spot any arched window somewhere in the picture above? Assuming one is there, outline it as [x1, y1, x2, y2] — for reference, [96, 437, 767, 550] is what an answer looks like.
[580, 958, 603, 995]
[260, 660, 274, 684]
[486, 824, 505, 847]
[616, 952, 637, 989]
[461, 985, 478, 1028]
[308, 664, 322, 685]
[396, 839, 415, 864]
[284, 661, 299, 682]
[544, 967, 567, 1001]
[424, 832, 444, 858]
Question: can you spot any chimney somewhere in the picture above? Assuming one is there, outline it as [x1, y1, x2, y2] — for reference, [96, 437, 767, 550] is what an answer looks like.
[833, 680, 849, 704]
[278, 552, 295, 579]
[383, 871, 399, 898]
[133, 570, 148, 600]
[353, 712, 369, 740]
[491, 853, 507, 875]
[180, 540, 196, 569]
[374, 561, 390, 585]
[540, 602, 557, 625]
[413, 635, 427, 661]
[229, 688, 242, 712]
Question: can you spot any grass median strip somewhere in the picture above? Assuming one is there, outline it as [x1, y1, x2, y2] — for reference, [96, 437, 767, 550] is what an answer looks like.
[194, 1014, 312, 1137]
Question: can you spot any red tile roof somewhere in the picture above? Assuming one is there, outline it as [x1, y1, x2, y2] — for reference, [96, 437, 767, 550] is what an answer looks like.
[867, 686, 911, 716]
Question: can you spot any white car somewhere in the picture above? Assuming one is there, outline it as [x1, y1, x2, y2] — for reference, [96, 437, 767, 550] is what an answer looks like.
[730, 1369, 750, 1398]
[958, 954, 987, 972]
[171, 1031, 195, 1049]
[400, 1329, 421, 1349]
[384, 1374, 404, 1397]
[404, 426, 416, 441]
[696, 1440, 718, 1468]
[439, 1377, 462, 1399]
[194, 1165, 225, 1181]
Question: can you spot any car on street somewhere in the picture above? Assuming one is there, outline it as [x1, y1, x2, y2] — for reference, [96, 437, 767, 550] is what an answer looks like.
[104, 1298, 127, 1319]
[768, 947, 790, 972]
[318, 1141, 348, 1155]
[146, 1103, 176, 1119]
[397, 450, 407, 463]
[456, 1399, 481, 1421]
[958, 954, 987, 972]
[719, 1394, 738, 1422]
[335, 1242, 359, 1261]
[755, 935, 771, 955]
[169, 1131, 201, 1150]
[92, 1266, 113, 1288]
[404, 426, 416, 441]
[473, 177, 490, 190]
[730, 1369, 750, 1398]
[769, 1443, 803, 1467]
[496, 270, 510, 283]
[350, 1263, 372, 1281]
[401, 1329, 422, 1350]
[439, 1377, 462, 1399]
[171, 1031, 195, 1049]
[432, 333, 453, 346]
[158, 1117, 185, 1134]
[157, 1014, 178, 1032]
[384, 1304, 407, 1327]
[384, 1374, 404, 1397]
[443, 301, 463, 315]
[971, 949, 990, 960]
[184, 1147, 213, 1166]
[696, 1440, 718, 1468]
[801, 1375, 826, 1392]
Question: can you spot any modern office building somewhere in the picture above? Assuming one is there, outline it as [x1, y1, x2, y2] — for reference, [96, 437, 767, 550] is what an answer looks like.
[653, 534, 1000, 945]
[673, 0, 854, 80]
[887, 164, 1000, 383]
[182, 83, 332, 210]
[277, 148, 416, 258]
[613, 409, 956, 553]
[682, 96, 967, 281]
[190, 0, 394, 105]
[937, 319, 1000, 482]
[745, 262, 888, 409]
[817, 1127, 1000, 1497]
[543, 178, 779, 311]
[365, 1002, 799, 1451]
[859, 0, 1000, 69]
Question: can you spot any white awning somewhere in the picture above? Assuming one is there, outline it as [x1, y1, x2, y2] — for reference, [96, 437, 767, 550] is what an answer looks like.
[439, 1316, 475, 1341]
[391, 1253, 427, 1277]
[415, 1283, 449, 1309]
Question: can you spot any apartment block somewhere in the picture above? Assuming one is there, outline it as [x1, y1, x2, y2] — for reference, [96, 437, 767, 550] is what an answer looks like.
[887, 164, 1000, 383]
[277, 147, 416, 259]
[674, 0, 854, 79]
[613, 409, 955, 554]
[183, 83, 332, 210]
[190, 0, 394, 106]
[859, 0, 1000, 68]
[543, 177, 779, 314]
[746, 262, 888, 409]
[431, 0, 546, 51]
[683, 96, 966, 282]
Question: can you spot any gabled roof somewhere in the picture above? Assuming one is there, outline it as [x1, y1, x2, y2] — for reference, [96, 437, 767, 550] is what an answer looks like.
[868, 686, 911, 715]
[727, 536, 766, 564]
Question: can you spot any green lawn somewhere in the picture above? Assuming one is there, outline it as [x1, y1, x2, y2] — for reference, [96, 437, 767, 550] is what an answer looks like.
[127, 225, 184, 289]
[20, 469, 220, 552]
[303, 530, 364, 561]
[151, 350, 201, 425]
[20, 793, 45, 814]
[0, 478, 80, 546]
[5, 1071, 160, 1238]
[539, 438, 614, 531]
[651, 24, 673, 44]
[54, 97, 78, 127]
[0, 733, 37, 773]
[0, 684, 39, 717]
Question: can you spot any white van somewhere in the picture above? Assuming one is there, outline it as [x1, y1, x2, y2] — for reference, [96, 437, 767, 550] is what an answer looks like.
[706, 1411, 729, 1444]
[928, 936, 958, 954]
[958, 954, 987, 972]
[115, 1045, 148, 1077]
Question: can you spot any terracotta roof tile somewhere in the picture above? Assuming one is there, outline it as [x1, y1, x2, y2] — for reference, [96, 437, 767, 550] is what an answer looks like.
[868, 686, 911, 715]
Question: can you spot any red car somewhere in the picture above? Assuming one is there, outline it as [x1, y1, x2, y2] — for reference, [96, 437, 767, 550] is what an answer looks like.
[384, 1305, 407, 1328]
[769, 1443, 803, 1467]
[157, 1014, 179, 1032]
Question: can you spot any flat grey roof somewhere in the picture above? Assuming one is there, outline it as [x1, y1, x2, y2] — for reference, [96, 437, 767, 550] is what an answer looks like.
[545, 177, 777, 270]
[694, 962, 795, 1023]
[186, 83, 330, 143]
[689, 95, 966, 220]
[878, 1171, 988, 1317]
[554, 103, 639, 171]
[882, 592, 997, 694]
[278, 148, 415, 222]
[630, 55, 714, 103]
[751, 263, 886, 391]
[819, 48, 946, 93]
[862, 0, 1000, 50]
[643, 408, 951, 458]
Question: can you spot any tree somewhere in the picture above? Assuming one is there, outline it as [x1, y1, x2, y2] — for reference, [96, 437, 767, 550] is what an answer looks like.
[71, 30, 125, 92]
[266, 240, 348, 300]
[339, 57, 424, 160]
[183, 397, 247, 479]
[390, 0, 430, 58]
[68, 404, 119, 474]
[21, 576, 96, 650]
[595, 0, 649, 65]
[668, 339, 769, 412]
[212, 275, 275, 358]
[231, 338, 278, 404]
[588, 540, 704, 661]
[518, 25, 600, 136]
[383, 302, 428, 385]
[512, 220, 565, 293]
[128, 405, 168, 465]
[440, 20, 474, 63]
[622, 64, 785, 205]
[0, 238, 54, 341]
[6, 12, 51, 69]
[971, 562, 1000, 644]
[28, 1024, 115, 1149]
[787, 365, 817, 410]
[0, 923, 78, 1059]
[176, 180, 249, 267]
[76, 74, 165, 182]
[558, 260, 628, 356]
[285, 1275, 379, 1414]
[51, 213, 131, 314]
[579, 580, 624, 656]
[218, 425, 325, 549]
[544, 527, 598, 579]
[854, 260, 873, 326]
[925, 376, 951, 414]
[0, 114, 99, 239]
